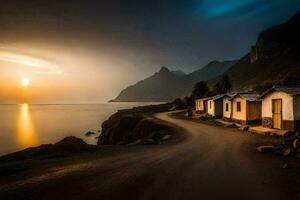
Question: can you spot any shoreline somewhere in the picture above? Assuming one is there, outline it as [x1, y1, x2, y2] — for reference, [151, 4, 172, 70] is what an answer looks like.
[0, 103, 181, 160]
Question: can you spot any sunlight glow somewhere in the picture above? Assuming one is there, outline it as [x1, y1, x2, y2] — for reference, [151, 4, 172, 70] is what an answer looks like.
[17, 104, 38, 148]
[21, 78, 30, 87]
[0, 50, 62, 74]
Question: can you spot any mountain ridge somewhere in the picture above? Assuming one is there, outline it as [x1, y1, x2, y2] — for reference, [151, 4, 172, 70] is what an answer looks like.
[111, 60, 237, 102]
[211, 10, 300, 91]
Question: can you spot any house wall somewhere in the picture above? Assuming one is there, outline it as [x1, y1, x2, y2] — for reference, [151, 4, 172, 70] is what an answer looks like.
[207, 100, 215, 116]
[247, 101, 262, 121]
[262, 91, 294, 120]
[261, 91, 297, 131]
[223, 97, 231, 119]
[195, 100, 205, 113]
[232, 97, 247, 122]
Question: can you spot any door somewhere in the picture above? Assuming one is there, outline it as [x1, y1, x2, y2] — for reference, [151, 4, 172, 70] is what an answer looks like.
[272, 99, 282, 129]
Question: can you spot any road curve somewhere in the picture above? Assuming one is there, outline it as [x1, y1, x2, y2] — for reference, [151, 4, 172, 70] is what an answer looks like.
[1, 112, 300, 200]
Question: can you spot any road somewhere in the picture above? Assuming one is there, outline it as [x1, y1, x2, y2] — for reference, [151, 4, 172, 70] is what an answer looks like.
[1, 112, 300, 200]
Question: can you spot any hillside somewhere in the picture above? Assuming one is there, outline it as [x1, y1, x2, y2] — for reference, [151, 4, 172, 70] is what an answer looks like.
[215, 10, 300, 90]
[112, 60, 236, 102]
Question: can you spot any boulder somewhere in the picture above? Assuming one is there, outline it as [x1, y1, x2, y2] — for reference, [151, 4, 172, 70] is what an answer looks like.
[127, 139, 143, 146]
[281, 147, 295, 156]
[142, 139, 156, 145]
[256, 145, 274, 153]
[293, 138, 300, 149]
[162, 134, 172, 141]
[0, 136, 97, 162]
[98, 113, 173, 145]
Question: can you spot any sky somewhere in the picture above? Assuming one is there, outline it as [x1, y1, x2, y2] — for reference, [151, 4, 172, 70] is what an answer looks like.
[0, 0, 300, 103]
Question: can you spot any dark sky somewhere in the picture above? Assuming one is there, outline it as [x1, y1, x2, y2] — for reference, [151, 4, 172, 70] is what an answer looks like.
[0, 0, 300, 102]
[1, 0, 300, 71]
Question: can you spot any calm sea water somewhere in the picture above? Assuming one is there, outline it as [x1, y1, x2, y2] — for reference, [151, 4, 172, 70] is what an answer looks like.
[0, 103, 154, 156]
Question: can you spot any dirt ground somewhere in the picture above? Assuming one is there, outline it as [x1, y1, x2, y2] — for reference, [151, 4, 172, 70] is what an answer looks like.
[1, 111, 300, 200]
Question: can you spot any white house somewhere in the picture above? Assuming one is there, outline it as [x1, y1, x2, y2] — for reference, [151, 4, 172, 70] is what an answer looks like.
[207, 94, 229, 118]
[195, 97, 212, 114]
[229, 93, 261, 125]
[222, 94, 236, 120]
[260, 87, 300, 131]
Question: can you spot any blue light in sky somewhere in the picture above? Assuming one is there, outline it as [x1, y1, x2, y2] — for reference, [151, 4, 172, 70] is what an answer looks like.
[200, 0, 259, 17]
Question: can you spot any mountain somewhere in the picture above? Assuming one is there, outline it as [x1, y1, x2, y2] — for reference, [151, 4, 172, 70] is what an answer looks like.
[112, 11, 300, 102]
[214, 10, 300, 90]
[189, 60, 237, 82]
[112, 61, 237, 102]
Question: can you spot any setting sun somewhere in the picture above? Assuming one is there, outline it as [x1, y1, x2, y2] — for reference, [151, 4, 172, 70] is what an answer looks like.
[21, 78, 30, 87]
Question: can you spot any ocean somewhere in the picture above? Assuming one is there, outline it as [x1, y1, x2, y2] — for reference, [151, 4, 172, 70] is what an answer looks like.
[0, 103, 155, 156]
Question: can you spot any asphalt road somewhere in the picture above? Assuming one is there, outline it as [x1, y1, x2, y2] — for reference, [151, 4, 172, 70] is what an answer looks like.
[1, 112, 300, 200]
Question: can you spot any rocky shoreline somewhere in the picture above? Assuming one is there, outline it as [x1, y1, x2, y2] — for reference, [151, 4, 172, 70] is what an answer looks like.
[0, 103, 180, 162]
[98, 103, 177, 145]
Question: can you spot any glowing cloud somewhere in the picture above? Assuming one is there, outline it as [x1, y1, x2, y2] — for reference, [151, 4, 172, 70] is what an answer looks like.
[200, 0, 259, 17]
[0, 50, 62, 74]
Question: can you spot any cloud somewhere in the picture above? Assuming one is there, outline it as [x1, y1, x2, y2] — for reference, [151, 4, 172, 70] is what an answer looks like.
[199, 0, 266, 18]
[0, 50, 62, 74]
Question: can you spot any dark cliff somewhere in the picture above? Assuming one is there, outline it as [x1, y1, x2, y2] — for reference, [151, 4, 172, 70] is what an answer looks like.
[214, 10, 300, 90]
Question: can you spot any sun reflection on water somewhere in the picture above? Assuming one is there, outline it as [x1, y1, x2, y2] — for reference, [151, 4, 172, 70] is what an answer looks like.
[17, 104, 38, 148]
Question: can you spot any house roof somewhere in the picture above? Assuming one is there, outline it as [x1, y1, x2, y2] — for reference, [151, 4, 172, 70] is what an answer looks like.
[195, 96, 212, 101]
[212, 94, 228, 101]
[197, 93, 236, 102]
[260, 87, 300, 98]
[230, 93, 260, 102]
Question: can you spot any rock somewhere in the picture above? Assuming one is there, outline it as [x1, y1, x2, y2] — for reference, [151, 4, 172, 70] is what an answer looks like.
[54, 136, 97, 152]
[127, 139, 143, 146]
[162, 134, 171, 141]
[239, 125, 249, 131]
[256, 145, 274, 153]
[224, 123, 236, 128]
[292, 138, 300, 149]
[142, 139, 155, 145]
[0, 136, 97, 162]
[85, 131, 96, 136]
[98, 112, 173, 145]
[282, 163, 288, 169]
[281, 147, 294, 156]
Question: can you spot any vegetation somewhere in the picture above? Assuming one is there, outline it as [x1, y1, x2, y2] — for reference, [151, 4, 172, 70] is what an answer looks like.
[175, 75, 233, 108]
[252, 74, 300, 93]
[220, 75, 232, 93]
[212, 75, 232, 95]
[281, 74, 300, 86]
[252, 80, 278, 93]
[191, 81, 210, 100]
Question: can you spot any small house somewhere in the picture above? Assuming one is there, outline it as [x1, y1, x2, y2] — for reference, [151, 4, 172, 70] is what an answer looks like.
[260, 87, 300, 132]
[222, 94, 236, 120]
[229, 93, 261, 125]
[207, 94, 228, 118]
[195, 97, 212, 114]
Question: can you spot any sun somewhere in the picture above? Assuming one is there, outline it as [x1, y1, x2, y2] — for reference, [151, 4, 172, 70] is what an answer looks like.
[21, 78, 30, 87]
